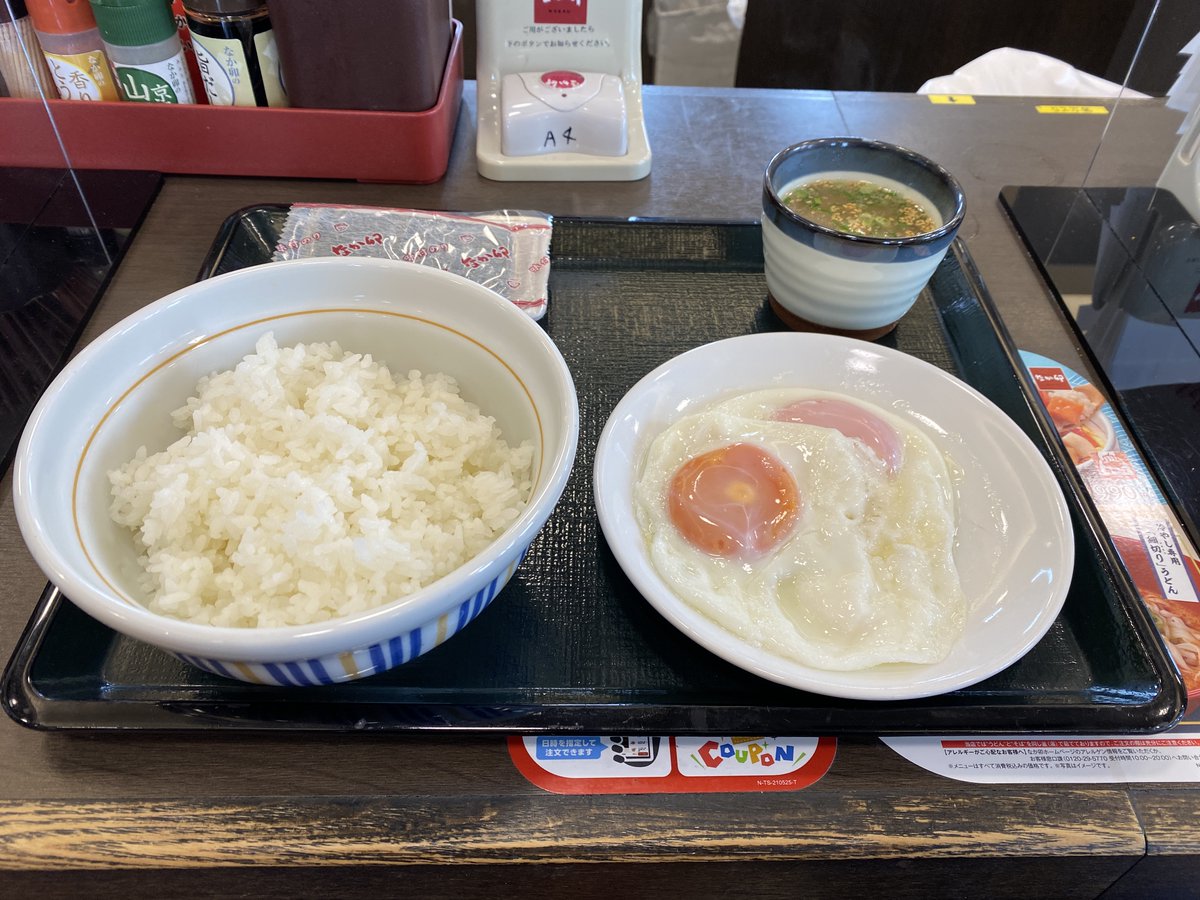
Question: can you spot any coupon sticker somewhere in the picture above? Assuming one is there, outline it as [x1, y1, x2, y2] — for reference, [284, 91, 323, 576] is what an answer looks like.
[509, 735, 837, 794]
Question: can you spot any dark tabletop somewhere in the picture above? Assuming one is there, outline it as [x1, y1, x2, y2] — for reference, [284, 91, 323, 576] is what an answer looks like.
[1, 84, 1196, 899]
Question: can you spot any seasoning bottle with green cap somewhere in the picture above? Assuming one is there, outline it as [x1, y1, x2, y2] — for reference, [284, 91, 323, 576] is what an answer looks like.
[181, 0, 284, 107]
[89, 0, 195, 103]
[27, 0, 120, 101]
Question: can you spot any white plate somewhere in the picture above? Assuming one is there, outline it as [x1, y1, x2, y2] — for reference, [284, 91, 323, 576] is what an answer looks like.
[593, 332, 1074, 701]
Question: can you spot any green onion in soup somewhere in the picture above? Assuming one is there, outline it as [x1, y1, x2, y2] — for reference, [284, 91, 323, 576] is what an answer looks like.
[782, 178, 937, 239]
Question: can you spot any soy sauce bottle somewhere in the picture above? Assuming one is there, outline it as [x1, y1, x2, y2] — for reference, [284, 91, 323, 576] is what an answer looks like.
[181, 0, 285, 107]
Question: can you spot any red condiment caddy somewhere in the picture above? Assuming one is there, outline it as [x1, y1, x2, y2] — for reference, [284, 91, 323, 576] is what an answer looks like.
[0, 19, 463, 183]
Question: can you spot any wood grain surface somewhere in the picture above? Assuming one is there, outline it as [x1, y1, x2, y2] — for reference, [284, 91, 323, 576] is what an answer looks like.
[2, 85, 1198, 897]
[0, 786, 1146, 869]
[1100, 789, 1200, 898]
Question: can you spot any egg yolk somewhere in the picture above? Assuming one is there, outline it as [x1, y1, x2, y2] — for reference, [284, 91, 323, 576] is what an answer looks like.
[774, 397, 903, 475]
[668, 442, 800, 558]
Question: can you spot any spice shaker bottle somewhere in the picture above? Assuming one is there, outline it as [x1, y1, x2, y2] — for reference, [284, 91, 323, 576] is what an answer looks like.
[0, 0, 57, 99]
[89, 0, 195, 103]
[181, 0, 284, 107]
[268, 0, 450, 111]
[169, 0, 208, 104]
[27, 0, 120, 100]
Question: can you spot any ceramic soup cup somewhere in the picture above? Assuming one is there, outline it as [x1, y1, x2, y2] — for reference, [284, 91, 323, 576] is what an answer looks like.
[761, 137, 966, 339]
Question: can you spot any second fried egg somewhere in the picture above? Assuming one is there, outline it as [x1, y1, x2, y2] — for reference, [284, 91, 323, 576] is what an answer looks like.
[633, 388, 965, 671]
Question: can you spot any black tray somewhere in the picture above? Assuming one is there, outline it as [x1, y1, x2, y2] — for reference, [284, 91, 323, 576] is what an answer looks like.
[2, 210, 1186, 734]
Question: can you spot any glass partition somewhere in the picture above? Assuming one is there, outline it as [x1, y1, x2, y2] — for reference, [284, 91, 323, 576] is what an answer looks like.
[0, 1, 160, 473]
[1000, 0, 1200, 550]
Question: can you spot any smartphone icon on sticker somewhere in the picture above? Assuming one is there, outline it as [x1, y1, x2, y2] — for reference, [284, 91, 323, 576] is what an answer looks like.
[608, 736, 661, 766]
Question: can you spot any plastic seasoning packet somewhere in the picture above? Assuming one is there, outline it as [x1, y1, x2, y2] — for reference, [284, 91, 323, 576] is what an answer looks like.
[271, 204, 554, 319]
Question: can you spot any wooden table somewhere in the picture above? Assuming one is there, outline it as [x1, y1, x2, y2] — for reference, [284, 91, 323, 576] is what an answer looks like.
[2, 85, 1197, 898]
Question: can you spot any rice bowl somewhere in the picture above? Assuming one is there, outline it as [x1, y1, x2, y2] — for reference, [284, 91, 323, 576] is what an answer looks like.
[14, 258, 579, 685]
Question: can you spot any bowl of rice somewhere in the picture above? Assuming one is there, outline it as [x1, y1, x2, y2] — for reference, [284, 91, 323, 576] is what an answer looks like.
[14, 257, 578, 685]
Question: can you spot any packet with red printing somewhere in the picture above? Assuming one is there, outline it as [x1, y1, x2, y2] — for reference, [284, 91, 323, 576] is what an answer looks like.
[271, 204, 553, 319]
[1022, 350, 1200, 717]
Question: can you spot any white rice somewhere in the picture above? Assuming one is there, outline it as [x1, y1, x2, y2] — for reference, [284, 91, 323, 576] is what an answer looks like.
[108, 333, 534, 628]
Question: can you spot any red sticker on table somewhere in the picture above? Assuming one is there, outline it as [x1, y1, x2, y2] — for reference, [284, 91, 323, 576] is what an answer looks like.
[508, 735, 837, 794]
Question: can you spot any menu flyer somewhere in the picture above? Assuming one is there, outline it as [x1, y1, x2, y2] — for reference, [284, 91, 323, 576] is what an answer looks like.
[887, 352, 1200, 784]
[882, 729, 1200, 783]
[1019, 351, 1200, 711]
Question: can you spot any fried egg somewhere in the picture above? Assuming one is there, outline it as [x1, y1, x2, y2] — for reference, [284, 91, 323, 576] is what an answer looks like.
[633, 388, 965, 671]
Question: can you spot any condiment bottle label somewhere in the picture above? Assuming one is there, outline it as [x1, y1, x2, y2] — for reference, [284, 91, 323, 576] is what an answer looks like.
[253, 30, 287, 107]
[192, 32, 253, 106]
[44, 50, 121, 101]
[113, 53, 195, 104]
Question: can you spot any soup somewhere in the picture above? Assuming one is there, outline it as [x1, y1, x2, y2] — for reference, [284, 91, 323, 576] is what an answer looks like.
[782, 178, 937, 238]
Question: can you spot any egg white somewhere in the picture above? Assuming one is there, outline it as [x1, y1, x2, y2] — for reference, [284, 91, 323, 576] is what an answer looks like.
[633, 388, 965, 671]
